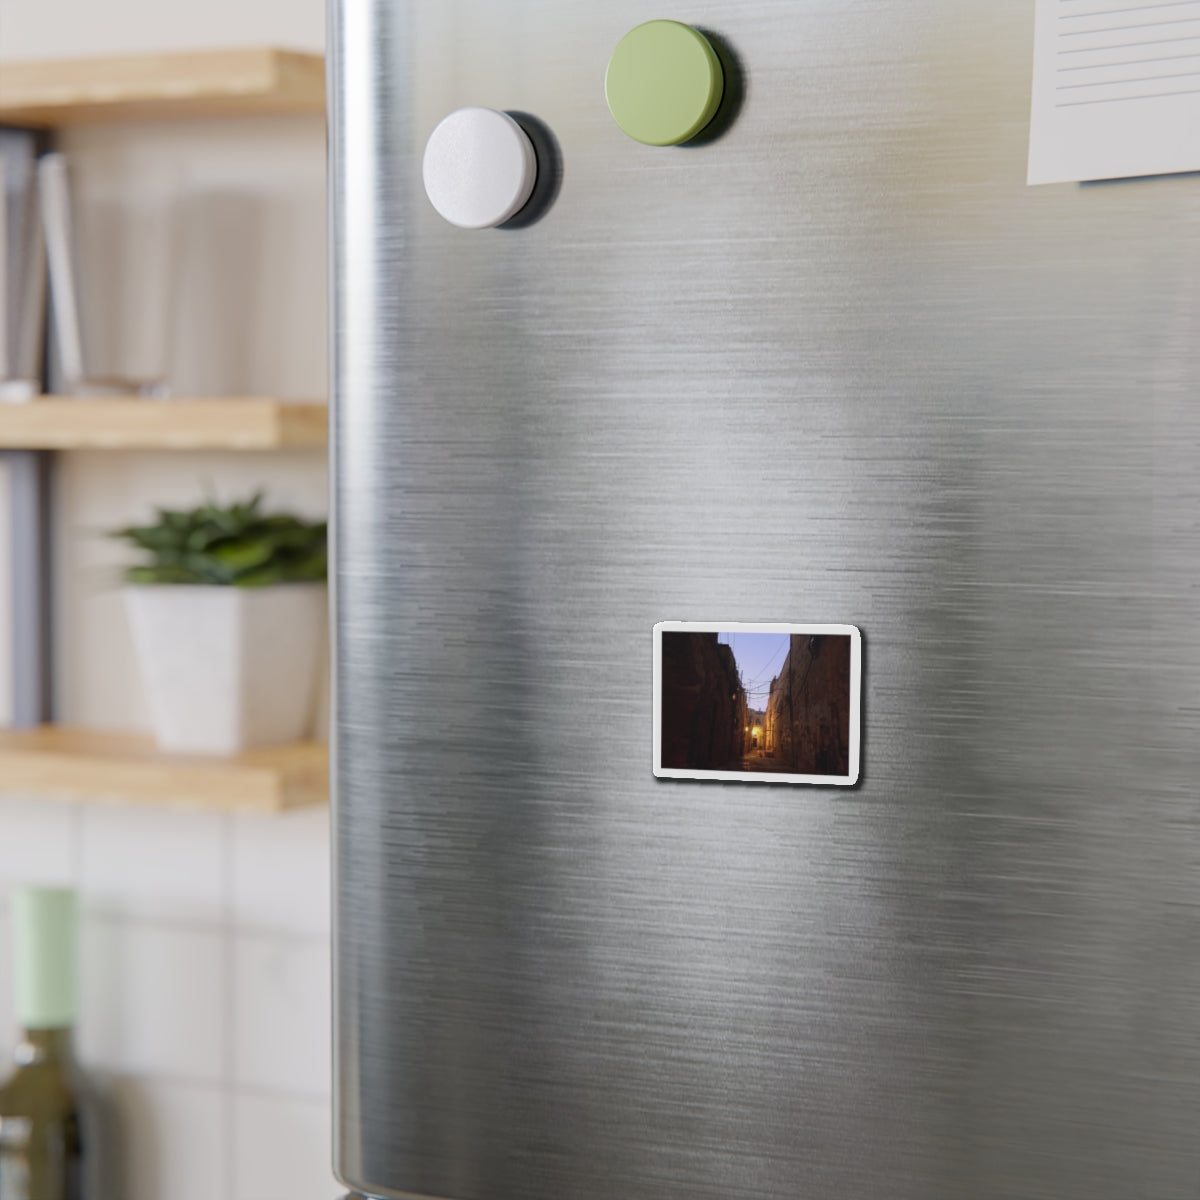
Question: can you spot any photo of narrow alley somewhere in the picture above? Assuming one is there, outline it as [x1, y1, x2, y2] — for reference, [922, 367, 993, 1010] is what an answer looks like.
[659, 629, 853, 778]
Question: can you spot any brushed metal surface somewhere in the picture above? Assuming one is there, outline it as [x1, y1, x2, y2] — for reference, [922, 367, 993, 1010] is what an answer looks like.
[330, 2, 1200, 1197]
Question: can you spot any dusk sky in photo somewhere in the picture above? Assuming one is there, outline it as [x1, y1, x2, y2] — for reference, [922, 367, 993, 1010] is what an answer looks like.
[718, 632, 790, 715]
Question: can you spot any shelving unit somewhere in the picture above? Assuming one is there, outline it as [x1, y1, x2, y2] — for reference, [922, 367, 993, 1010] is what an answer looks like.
[0, 49, 330, 811]
[0, 726, 327, 812]
[0, 48, 325, 126]
[0, 397, 327, 450]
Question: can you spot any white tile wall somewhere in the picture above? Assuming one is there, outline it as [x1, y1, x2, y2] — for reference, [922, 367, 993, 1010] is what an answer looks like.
[80, 917, 226, 1081]
[0, 798, 334, 1197]
[107, 1077, 227, 1200]
[2, 0, 324, 63]
[233, 806, 331, 937]
[232, 1093, 339, 1200]
[0, 796, 80, 1063]
[0, 796, 78, 887]
[0, 909, 12, 1062]
[0, 468, 9, 730]
[80, 805, 225, 924]
[233, 935, 331, 1097]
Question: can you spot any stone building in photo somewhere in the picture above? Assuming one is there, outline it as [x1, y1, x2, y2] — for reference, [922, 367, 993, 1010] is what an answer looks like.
[660, 632, 747, 770]
[763, 634, 851, 775]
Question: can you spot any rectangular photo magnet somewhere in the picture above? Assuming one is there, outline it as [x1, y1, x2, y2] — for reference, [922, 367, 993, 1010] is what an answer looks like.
[653, 622, 862, 786]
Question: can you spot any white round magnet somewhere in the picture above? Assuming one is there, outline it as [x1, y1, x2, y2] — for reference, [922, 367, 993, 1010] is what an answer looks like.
[422, 107, 538, 230]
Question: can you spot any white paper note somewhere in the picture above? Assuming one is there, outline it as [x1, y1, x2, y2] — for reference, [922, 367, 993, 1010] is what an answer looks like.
[1028, 0, 1200, 184]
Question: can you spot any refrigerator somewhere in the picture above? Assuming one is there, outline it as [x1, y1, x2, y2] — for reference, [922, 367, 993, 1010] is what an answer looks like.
[328, 2, 1200, 1198]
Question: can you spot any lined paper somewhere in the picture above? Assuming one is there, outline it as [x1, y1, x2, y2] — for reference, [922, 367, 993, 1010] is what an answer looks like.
[1028, 0, 1200, 183]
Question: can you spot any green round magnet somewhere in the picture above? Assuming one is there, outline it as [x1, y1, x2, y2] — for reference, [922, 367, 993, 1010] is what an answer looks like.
[605, 20, 725, 147]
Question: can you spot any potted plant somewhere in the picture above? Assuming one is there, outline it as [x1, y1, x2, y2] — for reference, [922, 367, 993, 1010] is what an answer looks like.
[112, 494, 327, 756]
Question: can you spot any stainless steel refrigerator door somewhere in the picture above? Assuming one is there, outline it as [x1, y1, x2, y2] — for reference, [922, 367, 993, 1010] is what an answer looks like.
[330, 2, 1200, 1198]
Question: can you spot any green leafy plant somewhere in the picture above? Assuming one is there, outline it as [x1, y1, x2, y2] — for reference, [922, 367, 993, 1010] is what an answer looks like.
[112, 494, 327, 587]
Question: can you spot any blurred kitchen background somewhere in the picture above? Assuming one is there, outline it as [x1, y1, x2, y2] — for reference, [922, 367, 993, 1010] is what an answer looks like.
[0, 0, 333, 1197]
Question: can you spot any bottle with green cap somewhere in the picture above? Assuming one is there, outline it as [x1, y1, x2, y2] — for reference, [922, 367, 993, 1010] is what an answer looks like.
[0, 887, 94, 1200]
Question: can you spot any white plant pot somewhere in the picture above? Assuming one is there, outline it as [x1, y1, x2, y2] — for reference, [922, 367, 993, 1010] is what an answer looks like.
[124, 583, 326, 756]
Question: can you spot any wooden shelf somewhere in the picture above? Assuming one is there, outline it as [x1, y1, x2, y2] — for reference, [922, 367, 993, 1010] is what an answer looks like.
[0, 726, 327, 813]
[0, 48, 324, 127]
[0, 397, 327, 450]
